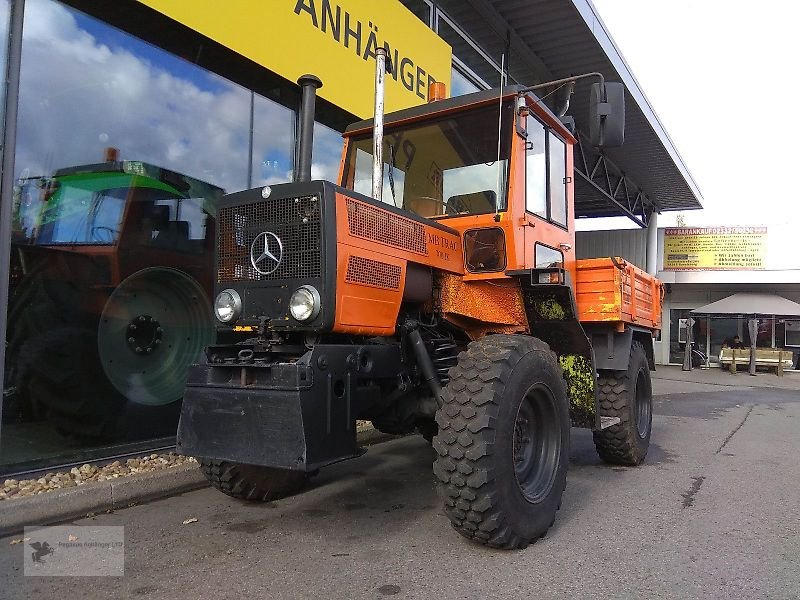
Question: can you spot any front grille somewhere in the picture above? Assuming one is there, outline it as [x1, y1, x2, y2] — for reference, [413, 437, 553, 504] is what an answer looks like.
[217, 195, 322, 282]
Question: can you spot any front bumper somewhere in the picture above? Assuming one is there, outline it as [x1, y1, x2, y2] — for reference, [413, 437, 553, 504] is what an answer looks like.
[177, 343, 402, 471]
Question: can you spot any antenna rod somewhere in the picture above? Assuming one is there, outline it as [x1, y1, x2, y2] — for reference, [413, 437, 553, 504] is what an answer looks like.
[372, 47, 387, 202]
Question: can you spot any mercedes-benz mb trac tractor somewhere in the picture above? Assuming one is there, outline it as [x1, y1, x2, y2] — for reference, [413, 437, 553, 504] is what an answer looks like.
[178, 72, 663, 549]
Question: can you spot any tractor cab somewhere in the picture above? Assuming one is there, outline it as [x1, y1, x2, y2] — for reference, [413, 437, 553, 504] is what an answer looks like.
[338, 86, 582, 285]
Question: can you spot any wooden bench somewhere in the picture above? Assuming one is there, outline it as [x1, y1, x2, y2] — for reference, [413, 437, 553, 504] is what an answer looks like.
[718, 348, 794, 376]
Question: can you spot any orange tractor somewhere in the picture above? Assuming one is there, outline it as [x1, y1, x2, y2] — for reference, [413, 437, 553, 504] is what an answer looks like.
[178, 67, 662, 549]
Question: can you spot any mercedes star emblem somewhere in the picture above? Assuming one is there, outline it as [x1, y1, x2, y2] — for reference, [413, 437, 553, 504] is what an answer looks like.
[250, 231, 284, 275]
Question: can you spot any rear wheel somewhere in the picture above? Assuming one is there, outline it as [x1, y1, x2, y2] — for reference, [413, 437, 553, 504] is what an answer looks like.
[433, 334, 570, 549]
[200, 459, 308, 502]
[17, 326, 125, 439]
[593, 341, 652, 465]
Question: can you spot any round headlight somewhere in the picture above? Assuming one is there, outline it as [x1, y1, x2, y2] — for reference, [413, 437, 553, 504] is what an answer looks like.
[289, 286, 321, 321]
[214, 289, 242, 323]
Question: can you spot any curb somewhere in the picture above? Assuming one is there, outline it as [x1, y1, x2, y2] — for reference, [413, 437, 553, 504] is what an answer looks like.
[0, 427, 398, 537]
[0, 462, 207, 537]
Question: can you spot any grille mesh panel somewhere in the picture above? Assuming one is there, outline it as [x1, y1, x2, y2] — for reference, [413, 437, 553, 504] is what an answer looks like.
[217, 195, 322, 282]
[346, 198, 427, 255]
[345, 255, 401, 290]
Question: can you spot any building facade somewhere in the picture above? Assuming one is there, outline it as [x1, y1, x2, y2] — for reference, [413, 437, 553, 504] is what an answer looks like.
[578, 225, 800, 367]
[0, 0, 700, 475]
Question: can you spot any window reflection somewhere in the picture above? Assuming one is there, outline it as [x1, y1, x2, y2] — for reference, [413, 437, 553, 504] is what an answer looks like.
[252, 93, 295, 186]
[0, 0, 10, 138]
[399, 0, 432, 27]
[312, 122, 343, 182]
[437, 17, 499, 87]
[451, 66, 482, 97]
[526, 118, 546, 217]
[16, 0, 251, 191]
[2, 0, 304, 473]
[535, 243, 563, 269]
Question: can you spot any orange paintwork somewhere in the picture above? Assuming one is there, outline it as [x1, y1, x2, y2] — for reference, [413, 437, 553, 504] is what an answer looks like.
[438, 272, 528, 340]
[575, 258, 663, 330]
[336, 90, 661, 337]
[331, 192, 464, 335]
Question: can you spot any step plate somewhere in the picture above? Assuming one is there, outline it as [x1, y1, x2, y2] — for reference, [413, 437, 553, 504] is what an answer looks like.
[599, 416, 621, 430]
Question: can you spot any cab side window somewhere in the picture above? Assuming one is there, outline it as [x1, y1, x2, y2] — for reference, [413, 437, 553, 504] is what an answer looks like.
[525, 116, 569, 229]
[525, 119, 547, 217]
[548, 134, 567, 227]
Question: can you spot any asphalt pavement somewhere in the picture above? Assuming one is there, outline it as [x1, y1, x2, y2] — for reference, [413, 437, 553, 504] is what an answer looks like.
[2, 372, 799, 599]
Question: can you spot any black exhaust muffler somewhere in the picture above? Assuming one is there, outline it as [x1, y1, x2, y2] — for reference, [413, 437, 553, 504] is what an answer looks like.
[295, 74, 323, 183]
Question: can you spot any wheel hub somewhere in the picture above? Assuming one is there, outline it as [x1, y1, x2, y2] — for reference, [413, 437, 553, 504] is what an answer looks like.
[125, 314, 163, 355]
[513, 415, 532, 467]
[512, 385, 560, 504]
[635, 368, 651, 438]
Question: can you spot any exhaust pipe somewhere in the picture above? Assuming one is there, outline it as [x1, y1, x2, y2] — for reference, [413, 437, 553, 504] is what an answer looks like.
[295, 74, 323, 183]
[371, 47, 387, 202]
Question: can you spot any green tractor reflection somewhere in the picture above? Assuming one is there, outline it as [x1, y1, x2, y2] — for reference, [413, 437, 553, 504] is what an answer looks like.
[7, 156, 221, 440]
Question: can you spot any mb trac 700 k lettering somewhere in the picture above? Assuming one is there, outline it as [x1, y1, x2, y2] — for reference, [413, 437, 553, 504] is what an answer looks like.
[178, 67, 663, 549]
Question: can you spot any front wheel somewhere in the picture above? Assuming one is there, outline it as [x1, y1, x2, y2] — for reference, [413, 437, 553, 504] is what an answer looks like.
[200, 459, 308, 502]
[433, 334, 570, 549]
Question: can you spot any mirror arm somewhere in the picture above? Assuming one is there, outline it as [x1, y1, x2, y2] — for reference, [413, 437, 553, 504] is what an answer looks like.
[522, 72, 606, 100]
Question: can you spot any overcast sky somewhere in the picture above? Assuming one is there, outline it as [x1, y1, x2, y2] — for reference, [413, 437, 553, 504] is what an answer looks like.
[590, 0, 800, 231]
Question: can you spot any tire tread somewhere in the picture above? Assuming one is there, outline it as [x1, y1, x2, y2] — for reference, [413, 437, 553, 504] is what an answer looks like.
[432, 334, 566, 549]
[592, 341, 651, 466]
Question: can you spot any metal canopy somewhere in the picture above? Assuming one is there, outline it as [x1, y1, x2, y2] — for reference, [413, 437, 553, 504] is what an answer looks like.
[434, 0, 704, 225]
[691, 293, 800, 317]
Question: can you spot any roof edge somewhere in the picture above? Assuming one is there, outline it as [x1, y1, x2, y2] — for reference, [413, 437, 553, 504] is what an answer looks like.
[573, 0, 704, 206]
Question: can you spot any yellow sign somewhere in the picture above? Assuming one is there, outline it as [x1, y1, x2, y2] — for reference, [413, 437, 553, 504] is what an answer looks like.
[136, 0, 452, 118]
[663, 227, 767, 270]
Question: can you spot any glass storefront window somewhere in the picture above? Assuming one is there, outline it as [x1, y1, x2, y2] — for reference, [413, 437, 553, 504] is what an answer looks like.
[251, 93, 296, 187]
[451, 66, 482, 97]
[668, 309, 705, 364]
[312, 122, 343, 182]
[743, 317, 774, 348]
[437, 17, 500, 87]
[15, 0, 251, 191]
[708, 317, 739, 362]
[1, 0, 300, 474]
[0, 0, 10, 138]
[399, 0, 432, 27]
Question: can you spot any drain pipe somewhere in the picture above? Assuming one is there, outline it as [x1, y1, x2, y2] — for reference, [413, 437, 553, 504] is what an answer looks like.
[371, 47, 387, 202]
[295, 74, 322, 183]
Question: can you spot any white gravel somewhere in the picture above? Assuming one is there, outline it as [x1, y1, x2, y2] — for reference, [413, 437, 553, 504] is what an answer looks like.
[1, 453, 197, 501]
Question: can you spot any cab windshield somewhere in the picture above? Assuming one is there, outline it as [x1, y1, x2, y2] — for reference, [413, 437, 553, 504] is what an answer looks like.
[343, 101, 514, 218]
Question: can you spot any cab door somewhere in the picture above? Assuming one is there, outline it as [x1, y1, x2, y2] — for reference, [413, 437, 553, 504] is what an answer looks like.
[523, 115, 576, 287]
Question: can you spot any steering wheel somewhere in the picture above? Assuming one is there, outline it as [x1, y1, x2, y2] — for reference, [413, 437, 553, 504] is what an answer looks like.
[91, 226, 119, 243]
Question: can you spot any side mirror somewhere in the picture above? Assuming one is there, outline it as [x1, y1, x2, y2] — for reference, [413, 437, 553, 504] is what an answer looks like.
[589, 82, 625, 147]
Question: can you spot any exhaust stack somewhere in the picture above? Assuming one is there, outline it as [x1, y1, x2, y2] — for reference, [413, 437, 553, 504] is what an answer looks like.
[371, 47, 387, 202]
[295, 74, 323, 183]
